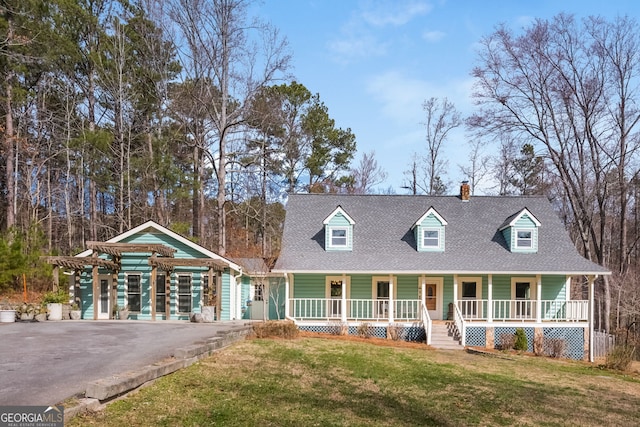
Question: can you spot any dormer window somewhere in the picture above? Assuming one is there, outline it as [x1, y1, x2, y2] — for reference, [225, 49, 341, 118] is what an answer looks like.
[329, 227, 348, 248]
[413, 207, 447, 252]
[422, 229, 440, 248]
[499, 208, 541, 253]
[516, 230, 532, 248]
[323, 206, 355, 251]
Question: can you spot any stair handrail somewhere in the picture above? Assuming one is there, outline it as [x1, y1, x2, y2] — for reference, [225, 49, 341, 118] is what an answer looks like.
[421, 302, 432, 345]
[453, 302, 466, 347]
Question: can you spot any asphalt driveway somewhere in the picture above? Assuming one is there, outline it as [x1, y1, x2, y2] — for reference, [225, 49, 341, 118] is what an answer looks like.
[0, 320, 249, 406]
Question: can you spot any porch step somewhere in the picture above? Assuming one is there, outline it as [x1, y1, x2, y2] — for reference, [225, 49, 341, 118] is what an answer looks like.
[429, 322, 462, 350]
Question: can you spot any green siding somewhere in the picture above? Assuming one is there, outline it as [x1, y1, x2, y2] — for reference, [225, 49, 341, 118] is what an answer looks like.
[491, 275, 512, 300]
[241, 276, 250, 319]
[350, 275, 372, 299]
[293, 274, 326, 298]
[325, 212, 353, 251]
[220, 269, 231, 320]
[268, 278, 286, 320]
[121, 231, 202, 259]
[415, 213, 445, 252]
[506, 215, 539, 253]
[541, 275, 566, 300]
[396, 275, 419, 299]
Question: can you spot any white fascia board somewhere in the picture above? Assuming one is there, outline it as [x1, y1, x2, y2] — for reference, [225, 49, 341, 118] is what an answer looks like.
[75, 220, 242, 272]
[412, 206, 448, 229]
[322, 206, 355, 225]
[272, 269, 610, 276]
[499, 208, 542, 231]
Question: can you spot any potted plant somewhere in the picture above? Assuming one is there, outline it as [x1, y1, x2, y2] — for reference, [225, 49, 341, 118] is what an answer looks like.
[42, 290, 68, 321]
[118, 306, 129, 320]
[70, 303, 81, 320]
[0, 300, 16, 323]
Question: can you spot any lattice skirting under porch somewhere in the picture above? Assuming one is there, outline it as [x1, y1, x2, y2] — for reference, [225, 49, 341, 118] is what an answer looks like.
[298, 324, 426, 342]
[543, 327, 584, 360]
[465, 326, 585, 360]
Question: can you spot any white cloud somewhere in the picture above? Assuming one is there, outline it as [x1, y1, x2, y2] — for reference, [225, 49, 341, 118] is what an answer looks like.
[365, 70, 474, 125]
[328, 0, 433, 63]
[360, 0, 433, 27]
[422, 30, 445, 42]
[328, 33, 389, 63]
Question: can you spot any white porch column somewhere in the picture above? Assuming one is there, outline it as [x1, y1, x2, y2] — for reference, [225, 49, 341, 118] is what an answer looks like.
[341, 274, 347, 323]
[565, 277, 571, 301]
[487, 274, 493, 322]
[453, 274, 458, 311]
[536, 274, 542, 323]
[284, 273, 290, 318]
[588, 275, 596, 363]
[388, 274, 394, 323]
[421, 275, 426, 308]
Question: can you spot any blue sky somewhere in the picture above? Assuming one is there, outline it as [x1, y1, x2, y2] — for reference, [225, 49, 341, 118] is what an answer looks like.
[254, 0, 639, 194]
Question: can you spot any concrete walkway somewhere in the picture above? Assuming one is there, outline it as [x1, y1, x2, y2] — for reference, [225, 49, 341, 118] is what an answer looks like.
[0, 320, 251, 406]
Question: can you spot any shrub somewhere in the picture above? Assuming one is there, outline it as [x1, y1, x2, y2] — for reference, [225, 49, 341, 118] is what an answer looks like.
[387, 323, 403, 341]
[327, 321, 347, 335]
[605, 345, 635, 371]
[42, 290, 68, 304]
[499, 333, 516, 351]
[544, 338, 566, 358]
[514, 328, 528, 351]
[252, 321, 299, 339]
[357, 322, 374, 339]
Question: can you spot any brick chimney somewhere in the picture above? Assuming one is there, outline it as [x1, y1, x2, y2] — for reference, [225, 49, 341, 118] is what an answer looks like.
[460, 180, 470, 201]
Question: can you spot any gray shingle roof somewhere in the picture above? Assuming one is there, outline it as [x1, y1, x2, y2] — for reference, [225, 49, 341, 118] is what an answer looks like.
[273, 194, 609, 275]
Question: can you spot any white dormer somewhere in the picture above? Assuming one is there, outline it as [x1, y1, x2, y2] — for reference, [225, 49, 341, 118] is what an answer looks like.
[499, 208, 541, 253]
[412, 207, 447, 252]
[323, 206, 355, 251]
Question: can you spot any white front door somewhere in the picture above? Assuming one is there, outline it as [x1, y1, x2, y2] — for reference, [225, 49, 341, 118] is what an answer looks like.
[98, 276, 111, 320]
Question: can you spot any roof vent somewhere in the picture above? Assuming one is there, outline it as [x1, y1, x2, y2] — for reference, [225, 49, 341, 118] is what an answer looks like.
[460, 181, 470, 201]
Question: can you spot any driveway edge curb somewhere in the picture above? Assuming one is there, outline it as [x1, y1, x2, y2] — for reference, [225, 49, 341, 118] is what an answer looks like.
[66, 324, 253, 420]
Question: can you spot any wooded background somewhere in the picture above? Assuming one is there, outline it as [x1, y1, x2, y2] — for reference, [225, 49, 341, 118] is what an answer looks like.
[0, 2, 638, 337]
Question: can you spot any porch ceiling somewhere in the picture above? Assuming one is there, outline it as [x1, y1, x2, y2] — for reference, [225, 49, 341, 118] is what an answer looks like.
[148, 257, 226, 271]
[44, 256, 119, 271]
[85, 241, 176, 257]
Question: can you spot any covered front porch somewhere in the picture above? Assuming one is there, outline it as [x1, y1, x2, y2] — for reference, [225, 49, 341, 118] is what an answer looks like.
[282, 273, 597, 359]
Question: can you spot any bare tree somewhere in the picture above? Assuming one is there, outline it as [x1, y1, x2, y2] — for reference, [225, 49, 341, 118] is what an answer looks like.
[168, 0, 290, 254]
[469, 14, 640, 332]
[459, 139, 489, 195]
[421, 97, 461, 195]
[349, 150, 388, 194]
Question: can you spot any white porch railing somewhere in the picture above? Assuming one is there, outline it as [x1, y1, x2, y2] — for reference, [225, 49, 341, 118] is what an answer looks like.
[457, 300, 588, 321]
[453, 302, 466, 347]
[421, 302, 432, 345]
[289, 298, 421, 321]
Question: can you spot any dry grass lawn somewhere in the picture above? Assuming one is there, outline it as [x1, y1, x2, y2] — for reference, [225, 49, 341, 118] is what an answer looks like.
[70, 334, 640, 426]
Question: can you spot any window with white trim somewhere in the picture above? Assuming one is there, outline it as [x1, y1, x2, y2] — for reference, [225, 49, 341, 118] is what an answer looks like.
[177, 274, 192, 313]
[127, 274, 141, 312]
[422, 229, 440, 248]
[516, 229, 533, 248]
[156, 273, 166, 313]
[329, 227, 348, 247]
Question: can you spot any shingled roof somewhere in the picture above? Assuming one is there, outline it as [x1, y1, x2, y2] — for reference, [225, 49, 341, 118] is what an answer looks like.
[273, 194, 609, 275]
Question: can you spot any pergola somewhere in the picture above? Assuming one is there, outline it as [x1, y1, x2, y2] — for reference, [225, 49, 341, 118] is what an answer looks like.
[45, 242, 225, 320]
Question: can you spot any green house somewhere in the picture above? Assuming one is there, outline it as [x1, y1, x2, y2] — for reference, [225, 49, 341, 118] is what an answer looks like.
[48, 221, 251, 322]
[273, 185, 610, 361]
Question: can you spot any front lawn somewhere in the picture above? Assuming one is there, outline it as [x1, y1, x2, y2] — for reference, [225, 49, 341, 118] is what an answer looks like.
[70, 336, 640, 426]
